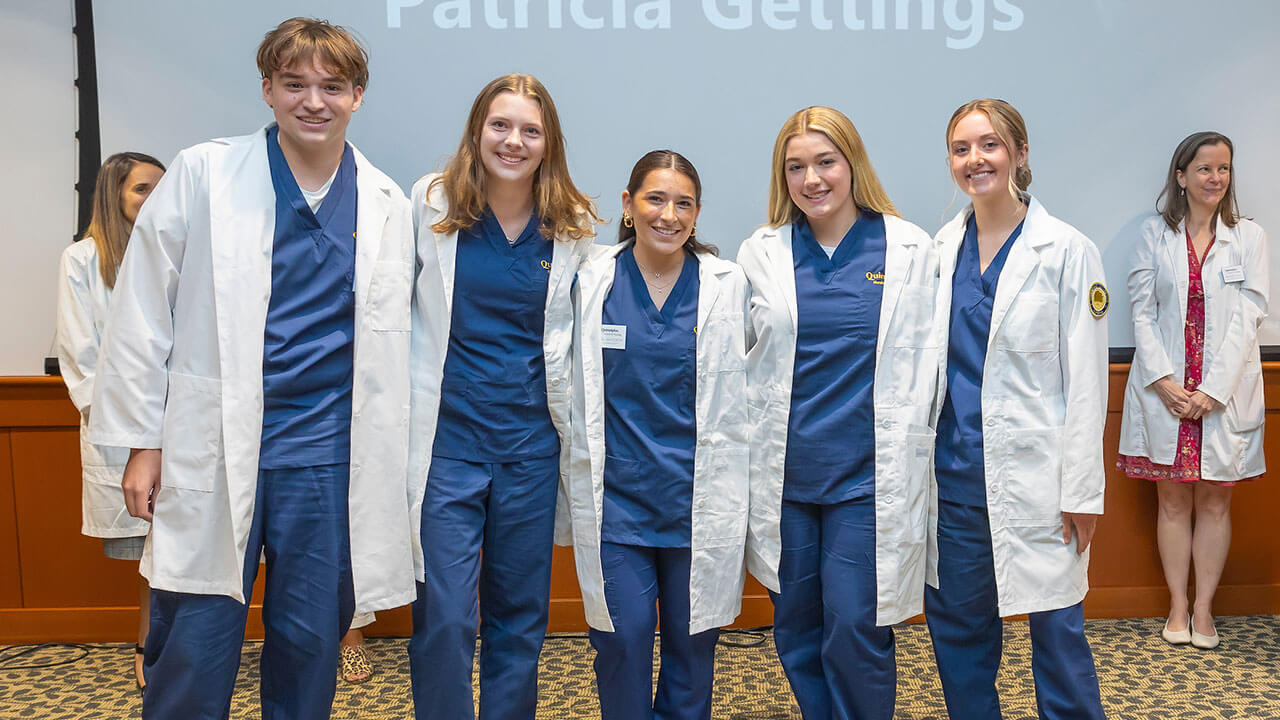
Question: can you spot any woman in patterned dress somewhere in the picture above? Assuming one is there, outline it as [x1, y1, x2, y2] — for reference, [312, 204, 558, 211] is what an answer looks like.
[1118, 131, 1269, 650]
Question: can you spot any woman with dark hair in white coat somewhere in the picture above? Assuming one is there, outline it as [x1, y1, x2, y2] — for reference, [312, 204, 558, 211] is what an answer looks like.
[737, 106, 939, 720]
[565, 149, 750, 720]
[56, 151, 164, 691]
[1118, 131, 1268, 650]
[928, 98, 1109, 720]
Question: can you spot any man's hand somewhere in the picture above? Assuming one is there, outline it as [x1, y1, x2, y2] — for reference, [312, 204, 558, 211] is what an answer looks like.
[122, 448, 162, 522]
[1062, 512, 1099, 555]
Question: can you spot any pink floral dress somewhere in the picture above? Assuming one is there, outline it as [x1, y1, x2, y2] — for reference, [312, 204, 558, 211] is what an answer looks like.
[1118, 230, 1242, 485]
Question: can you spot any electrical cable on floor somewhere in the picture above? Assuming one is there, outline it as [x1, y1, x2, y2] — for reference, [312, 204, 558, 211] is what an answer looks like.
[543, 627, 773, 648]
[0, 642, 103, 670]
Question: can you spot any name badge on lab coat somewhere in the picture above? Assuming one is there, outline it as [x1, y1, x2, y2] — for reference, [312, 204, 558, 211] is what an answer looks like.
[1221, 265, 1245, 284]
[602, 324, 627, 350]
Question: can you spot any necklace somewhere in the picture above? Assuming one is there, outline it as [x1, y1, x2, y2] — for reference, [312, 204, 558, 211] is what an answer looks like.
[634, 257, 680, 295]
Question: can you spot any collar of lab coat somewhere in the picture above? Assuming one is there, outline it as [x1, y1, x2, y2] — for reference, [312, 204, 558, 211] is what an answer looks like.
[750, 214, 923, 349]
[417, 172, 583, 323]
[585, 240, 736, 330]
[1161, 214, 1241, 323]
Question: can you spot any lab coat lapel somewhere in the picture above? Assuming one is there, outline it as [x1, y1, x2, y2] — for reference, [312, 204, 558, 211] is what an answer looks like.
[877, 217, 916, 364]
[1166, 221, 1189, 326]
[545, 235, 573, 316]
[988, 198, 1052, 343]
[696, 253, 726, 331]
[763, 225, 798, 331]
[352, 146, 391, 307]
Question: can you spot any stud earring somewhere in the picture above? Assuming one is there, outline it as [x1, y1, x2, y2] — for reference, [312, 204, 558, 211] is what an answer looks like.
[623, 214, 634, 228]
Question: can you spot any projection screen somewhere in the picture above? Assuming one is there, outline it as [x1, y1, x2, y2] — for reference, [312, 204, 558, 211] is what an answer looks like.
[92, 0, 1280, 347]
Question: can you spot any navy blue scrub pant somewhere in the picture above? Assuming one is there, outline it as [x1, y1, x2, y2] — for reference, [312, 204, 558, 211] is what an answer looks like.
[141, 464, 355, 720]
[589, 542, 720, 720]
[410, 454, 559, 720]
[770, 495, 895, 720]
[925, 500, 1105, 720]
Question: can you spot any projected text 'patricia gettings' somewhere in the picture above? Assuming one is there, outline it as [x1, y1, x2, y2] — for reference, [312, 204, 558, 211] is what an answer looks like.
[386, 0, 1025, 49]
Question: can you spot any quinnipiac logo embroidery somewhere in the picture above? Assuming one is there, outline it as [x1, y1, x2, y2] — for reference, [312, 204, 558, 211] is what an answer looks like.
[865, 271, 885, 285]
[1089, 282, 1109, 318]
[541, 259, 552, 273]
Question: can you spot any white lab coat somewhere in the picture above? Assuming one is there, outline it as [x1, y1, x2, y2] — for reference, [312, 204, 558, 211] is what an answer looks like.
[1118, 216, 1269, 480]
[88, 127, 417, 615]
[56, 238, 150, 539]
[737, 215, 940, 626]
[566, 243, 751, 634]
[931, 197, 1109, 617]
[406, 173, 590, 580]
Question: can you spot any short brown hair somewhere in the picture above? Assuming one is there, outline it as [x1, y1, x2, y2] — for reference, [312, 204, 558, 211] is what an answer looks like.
[256, 17, 369, 89]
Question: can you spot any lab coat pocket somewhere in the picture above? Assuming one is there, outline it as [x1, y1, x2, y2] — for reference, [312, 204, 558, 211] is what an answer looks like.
[1226, 370, 1264, 432]
[997, 293, 1058, 353]
[366, 260, 412, 332]
[1004, 426, 1063, 526]
[700, 447, 749, 545]
[160, 372, 222, 493]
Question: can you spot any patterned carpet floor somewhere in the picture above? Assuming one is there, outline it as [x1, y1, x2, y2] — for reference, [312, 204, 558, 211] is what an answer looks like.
[2, 616, 1278, 719]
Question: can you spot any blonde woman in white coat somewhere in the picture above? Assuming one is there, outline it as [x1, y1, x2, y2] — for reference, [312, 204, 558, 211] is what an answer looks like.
[927, 98, 1109, 720]
[737, 107, 939, 720]
[406, 74, 599, 720]
[56, 151, 163, 691]
[566, 150, 749, 720]
[1118, 131, 1268, 650]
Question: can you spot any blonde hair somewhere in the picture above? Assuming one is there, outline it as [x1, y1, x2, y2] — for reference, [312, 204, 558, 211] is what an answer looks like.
[257, 17, 369, 88]
[430, 74, 600, 241]
[82, 152, 165, 288]
[767, 106, 898, 228]
[945, 98, 1032, 203]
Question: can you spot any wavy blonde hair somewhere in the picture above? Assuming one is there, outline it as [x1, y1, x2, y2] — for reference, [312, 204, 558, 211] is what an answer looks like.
[945, 98, 1032, 203]
[767, 106, 897, 228]
[430, 74, 599, 241]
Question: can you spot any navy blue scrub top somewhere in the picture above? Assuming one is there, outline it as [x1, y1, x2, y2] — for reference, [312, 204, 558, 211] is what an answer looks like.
[259, 126, 357, 470]
[784, 212, 886, 504]
[433, 209, 558, 462]
[934, 212, 1024, 507]
[601, 247, 699, 547]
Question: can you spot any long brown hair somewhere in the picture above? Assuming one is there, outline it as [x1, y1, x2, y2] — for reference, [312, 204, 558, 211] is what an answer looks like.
[767, 106, 898, 228]
[945, 98, 1032, 200]
[617, 150, 718, 257]
[429, 74, 599, 241]
[1157, 131, 1239, 231]
[82, 152, 165, 288]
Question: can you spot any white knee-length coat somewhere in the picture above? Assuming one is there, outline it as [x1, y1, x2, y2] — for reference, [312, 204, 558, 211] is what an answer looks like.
[565, 243, 751, 635]
[738, 214, 941, 626]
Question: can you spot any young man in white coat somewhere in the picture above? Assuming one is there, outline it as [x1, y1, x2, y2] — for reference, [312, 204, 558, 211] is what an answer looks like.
[88, 18, 415, 719]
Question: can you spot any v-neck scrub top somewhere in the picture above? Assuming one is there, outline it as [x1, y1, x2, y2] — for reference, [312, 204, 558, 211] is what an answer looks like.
[934, 213, 1025, 507]
[784, 212, 887, 504]
[433, 209, 558, 462]
[600, 247, 700, 547]
[259, 125, 358, 470]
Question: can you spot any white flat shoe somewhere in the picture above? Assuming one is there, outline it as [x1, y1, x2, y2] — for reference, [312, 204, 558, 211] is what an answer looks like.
[1161, 615, 1191, 645]
[1190, 625, 1220, 650]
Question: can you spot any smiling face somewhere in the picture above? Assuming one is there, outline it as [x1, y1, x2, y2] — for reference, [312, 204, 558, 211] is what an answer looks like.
[948, 110, 1027, 201]
[623, 168, 700, 258]
[119, 162, 165, 227]
[1177, 141, 1232, 217]
[477, 92, 546, 189]
[262, 55, 363, 158]
[783, 131, 857, 227]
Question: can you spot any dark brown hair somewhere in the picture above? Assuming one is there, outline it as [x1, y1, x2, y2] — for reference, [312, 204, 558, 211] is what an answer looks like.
[1157, 131, 1239, 231]
[618, 150, 718, 257]
[82, 152, 165, 288]
[256, 17, 369, 89]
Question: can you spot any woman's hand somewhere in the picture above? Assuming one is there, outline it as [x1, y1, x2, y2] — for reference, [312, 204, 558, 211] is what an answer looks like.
[1180, 390, 1216, 420]
[122, 448, 162, 522]
[1151, 376, 1190, 417]
[1062, 512, 1099, 555]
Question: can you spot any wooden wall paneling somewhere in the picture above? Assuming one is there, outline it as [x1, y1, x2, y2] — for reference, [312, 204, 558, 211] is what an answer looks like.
[10, 427, 140, 608]
[0, 431, 22, 607]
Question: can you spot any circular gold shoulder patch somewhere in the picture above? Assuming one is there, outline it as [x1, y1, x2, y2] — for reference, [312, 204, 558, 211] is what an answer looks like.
[1089, 282, 1109, 318]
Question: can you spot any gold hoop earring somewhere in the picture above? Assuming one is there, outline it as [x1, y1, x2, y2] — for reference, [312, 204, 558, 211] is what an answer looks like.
[622, 214, 634, 228]
[691, 224, 698, 236]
